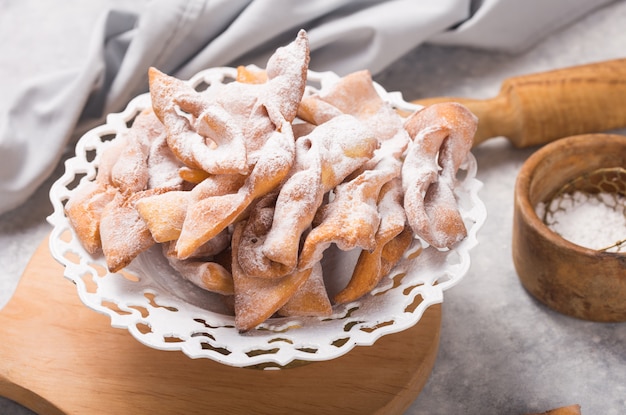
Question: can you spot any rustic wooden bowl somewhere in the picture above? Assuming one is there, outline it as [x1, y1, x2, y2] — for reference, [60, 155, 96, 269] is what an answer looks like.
[512, 134, 626, 322]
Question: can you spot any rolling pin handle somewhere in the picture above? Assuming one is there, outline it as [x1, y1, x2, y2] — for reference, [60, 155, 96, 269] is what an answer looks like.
[413, 59, 626, 148]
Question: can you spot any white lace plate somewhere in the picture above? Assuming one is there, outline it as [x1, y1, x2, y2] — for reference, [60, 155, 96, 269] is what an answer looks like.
[47, 68, 486, 368]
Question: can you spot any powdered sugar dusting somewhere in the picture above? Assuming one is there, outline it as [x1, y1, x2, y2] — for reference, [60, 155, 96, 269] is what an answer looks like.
[60, 29, 481, 336]
[48, 61, 486, 365]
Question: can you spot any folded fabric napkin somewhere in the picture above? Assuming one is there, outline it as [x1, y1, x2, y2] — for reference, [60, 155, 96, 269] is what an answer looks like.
[0, 0, 614, 214]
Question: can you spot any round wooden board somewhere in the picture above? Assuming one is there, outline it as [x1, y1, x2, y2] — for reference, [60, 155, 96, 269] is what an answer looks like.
[0, 236, 441, 415]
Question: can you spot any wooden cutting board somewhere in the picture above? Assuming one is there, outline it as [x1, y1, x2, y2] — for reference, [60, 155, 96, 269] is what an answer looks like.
[0, 237, 441, 415]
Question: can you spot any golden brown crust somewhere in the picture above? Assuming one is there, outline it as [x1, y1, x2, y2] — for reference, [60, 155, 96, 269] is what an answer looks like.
[402, 102, 477, 248]
[99, 192, 156, 273]
[163, 242, 234, 296]
[65, 182, 116, 254]
[278, 262, 331, 317]
[334, 179, 410, 304]
[236, 190, 294, 279]
[236, 65, 268, 84]
[231, 222, 313, 332]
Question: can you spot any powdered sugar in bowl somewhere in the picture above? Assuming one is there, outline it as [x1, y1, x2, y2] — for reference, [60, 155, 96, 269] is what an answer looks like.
[513, 133, 626, 322]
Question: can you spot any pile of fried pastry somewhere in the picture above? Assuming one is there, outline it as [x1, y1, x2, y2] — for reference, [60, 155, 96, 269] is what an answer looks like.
[65, 30, 477, 332]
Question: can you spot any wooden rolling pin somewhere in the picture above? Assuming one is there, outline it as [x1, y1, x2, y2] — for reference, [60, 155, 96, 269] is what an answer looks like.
[412, 58, 626, 147]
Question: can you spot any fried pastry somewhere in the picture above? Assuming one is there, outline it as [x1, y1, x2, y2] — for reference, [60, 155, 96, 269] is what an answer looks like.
[178, 166, 210, 184]
[146, 120, 185, 190]
[111, 110, 154, 194]
[99, 191, 157, 273]
[334, 179, 411, 304]
[65, 29, 479, 331]
[163, 242, 234, 295]
[298, 70, 388, 126]
[278, 262, 332, 317]
[65, 127, 128, 254]
[236, 190, 294, 279]
[67, 109, 184, 269]
[231, 222, 313, 332]
[149, 68, 249, 175]
[261, 114, 378, 271]
[236, 65, 268, 84]
[298, 70, 407, 143]
[160, 32, 310, 259]
[298, 165, 398, 270]
[297, 69, 410, 182]
[136, 173, 245, 244]
[185, 228, 231, 259]
[95, 133, 128, 186]
[175, 124, 296, 259]
[135, 190, 190, 243]
[402, 102, 477, 248]
[64, 181, 117, 254]
[149, 30, 309, 177]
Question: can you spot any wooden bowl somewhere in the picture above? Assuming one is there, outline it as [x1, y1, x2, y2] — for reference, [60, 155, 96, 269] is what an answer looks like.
[512, 134, 626, 322]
